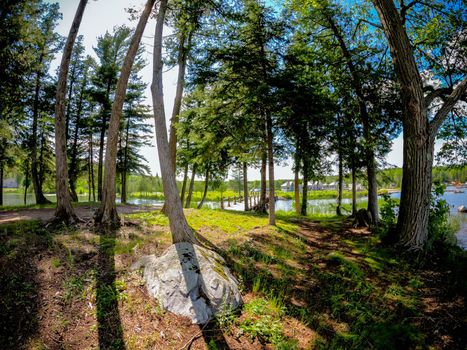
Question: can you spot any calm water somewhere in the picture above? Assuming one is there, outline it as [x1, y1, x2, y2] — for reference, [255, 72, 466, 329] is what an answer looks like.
[3, 187, 466, 248]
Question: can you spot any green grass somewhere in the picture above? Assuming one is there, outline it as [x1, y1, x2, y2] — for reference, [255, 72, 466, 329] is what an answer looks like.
[0, 205, 464, 349]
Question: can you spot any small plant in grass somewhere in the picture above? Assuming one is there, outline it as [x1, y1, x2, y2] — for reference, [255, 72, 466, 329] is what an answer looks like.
[377, 193, 398, 242]
[63, 276, 85, 303]
[51, 257, 61, 268]
[426, 181, 457, 254]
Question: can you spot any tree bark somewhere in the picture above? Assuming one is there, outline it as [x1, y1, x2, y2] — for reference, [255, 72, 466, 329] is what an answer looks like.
[266, 113, 275, 225]
[31, 52, 51, 205]
[65, 58, 78, 141]
[294, 158, 300, 215]
[151, 0, 196, 244]
[180, 162, 189, 204]
[121, 171, 127, 204]
[168, 32, 191, 172]
[185, 164, 197, 208]
[95, 0, 155, 225]
[69, 65, 88, 202]
[121, 117, 131, 204]
[257, 149, 267, 213]
[301, 159, 308, 216]
[197, 165, 210, 209]
[371, 0, 467, 250]
[88, 130, 96, 202]
[336, 149, 343, 216]
[243, 162, 249, 211]
[52, 0, 87, 223]
[351, 166, 357, 216]
[0, 162, 3, 206]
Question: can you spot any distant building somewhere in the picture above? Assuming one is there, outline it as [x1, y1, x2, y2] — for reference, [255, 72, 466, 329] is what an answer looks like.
[280, 181, 294, 192]
[2, 178, 18, 188]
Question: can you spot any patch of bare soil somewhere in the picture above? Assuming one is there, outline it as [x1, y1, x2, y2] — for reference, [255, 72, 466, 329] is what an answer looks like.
[0, 204, 159, 224]
[1, 215, 465, 349]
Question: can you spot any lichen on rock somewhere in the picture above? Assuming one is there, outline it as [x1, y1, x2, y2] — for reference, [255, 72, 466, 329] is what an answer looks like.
[131, 242, 242, 324]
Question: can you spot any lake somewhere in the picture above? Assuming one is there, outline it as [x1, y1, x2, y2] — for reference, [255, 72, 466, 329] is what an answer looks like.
[2, 187, 466, 249]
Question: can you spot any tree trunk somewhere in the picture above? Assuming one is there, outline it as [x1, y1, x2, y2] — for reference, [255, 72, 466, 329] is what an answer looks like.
[243, 162, 249, 211]
[151, 0, 196, 244]
[301, 159, 308, 216]
[88, 148, 92, 202]
[52, 0, 87, 223]
[294, 160, 300, 215]
[95, 0, 155, 225]
[168, 32, 191, 172]
[31, 52, 50, 205]
[327, 15, 378, 223]
[24, 161, 30, 205]
[257, 149, 267, 213]
[185, 164, 197, 208]
[121, 170, 127, 204]
[352, 166, 357, 216]
[69, 66, 88, 202]
[197, 166, 209, 209]
[121, 118, 131, 204]
[180, 162, 189, 204]
[97, 113, 106, 202]
[266, 113, 275, 225]
[65, 58, 78, 141]
[366, 153, 379, 222]
[0, 162, 3, 206]
[88, 131, 96, 202]
[371, 0, 467, 250]
[396, 132, 434, 249]
[336, 150, 343, 216]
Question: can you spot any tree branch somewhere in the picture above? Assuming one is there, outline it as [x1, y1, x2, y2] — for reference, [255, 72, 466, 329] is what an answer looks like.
[429, 76, 467, 134]
[424, 87, 452, 107]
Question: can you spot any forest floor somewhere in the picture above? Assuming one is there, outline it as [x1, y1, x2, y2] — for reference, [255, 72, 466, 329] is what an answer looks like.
[0, 203, 161, 225]
[0, 208, 466, 349]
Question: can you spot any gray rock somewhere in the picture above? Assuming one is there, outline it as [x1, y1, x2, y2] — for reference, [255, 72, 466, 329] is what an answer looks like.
[132, 242, 242, 324]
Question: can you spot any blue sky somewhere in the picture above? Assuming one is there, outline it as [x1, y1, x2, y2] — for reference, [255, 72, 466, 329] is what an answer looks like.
[49, 0, 430, 180]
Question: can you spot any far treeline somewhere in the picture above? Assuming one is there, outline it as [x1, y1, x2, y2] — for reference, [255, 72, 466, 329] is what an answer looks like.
[0, 0, 466, 251]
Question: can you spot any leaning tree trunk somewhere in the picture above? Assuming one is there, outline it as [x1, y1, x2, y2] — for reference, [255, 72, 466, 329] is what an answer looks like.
[243, 162, 249, 211]
[151, 0, 196, 244]
[168, 32, 190, 172]
[52, 0, 87, 223]
[95, 0, 156, 225]
[185, 164, 197, 208]
[197, 166, 210, 209]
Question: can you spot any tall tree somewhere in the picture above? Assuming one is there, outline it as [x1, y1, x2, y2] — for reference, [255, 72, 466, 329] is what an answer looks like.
[95, 0, 156, 224]
[152, 0, 197, 243]
[53, 0, 88, 223]
[371, 0, 467, 250]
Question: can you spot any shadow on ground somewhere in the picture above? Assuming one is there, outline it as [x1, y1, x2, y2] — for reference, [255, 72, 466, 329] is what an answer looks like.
[96, 227, 125, 350]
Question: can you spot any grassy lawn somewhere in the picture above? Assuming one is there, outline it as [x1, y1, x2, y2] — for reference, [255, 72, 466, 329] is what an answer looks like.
[0, 208, 465, 349]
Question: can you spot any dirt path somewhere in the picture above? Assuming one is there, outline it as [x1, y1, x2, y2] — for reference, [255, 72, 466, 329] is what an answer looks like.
[0, 204, 161, 224]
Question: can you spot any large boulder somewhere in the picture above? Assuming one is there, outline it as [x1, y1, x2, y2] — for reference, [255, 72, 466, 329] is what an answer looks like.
[132, 242, 242, 324]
